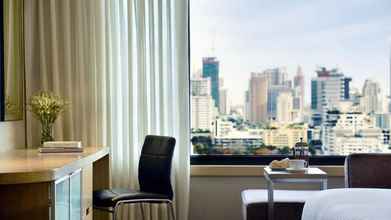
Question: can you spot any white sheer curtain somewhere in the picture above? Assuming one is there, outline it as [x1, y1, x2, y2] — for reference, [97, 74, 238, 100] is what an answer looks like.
[24, 0, 190, 219]
[106, 0, 190, 219]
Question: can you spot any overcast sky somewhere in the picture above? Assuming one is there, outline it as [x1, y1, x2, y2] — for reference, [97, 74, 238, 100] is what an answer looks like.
[190, 0, 391, 106]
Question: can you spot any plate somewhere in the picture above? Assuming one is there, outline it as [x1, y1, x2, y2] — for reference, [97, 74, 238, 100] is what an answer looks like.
[270, 167, 288, 171]
[286, 167, 307, 172]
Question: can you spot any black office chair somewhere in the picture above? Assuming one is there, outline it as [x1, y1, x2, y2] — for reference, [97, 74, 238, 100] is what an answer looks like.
[93, 135, 176, 220]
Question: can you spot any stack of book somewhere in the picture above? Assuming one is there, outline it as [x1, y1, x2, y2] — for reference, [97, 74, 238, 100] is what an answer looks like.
[39, 141, 83, 153]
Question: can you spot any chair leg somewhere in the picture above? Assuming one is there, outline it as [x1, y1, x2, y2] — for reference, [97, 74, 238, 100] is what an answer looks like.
[113, 205, 118, 220]
[140, 203, 146, 220]
[169, 202, 176, 220]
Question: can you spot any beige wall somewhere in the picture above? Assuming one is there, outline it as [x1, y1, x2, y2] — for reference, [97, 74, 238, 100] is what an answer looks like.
[0, 0, 26, 151]
[189, 176, 344, 220]
[0, 121, 25, 151]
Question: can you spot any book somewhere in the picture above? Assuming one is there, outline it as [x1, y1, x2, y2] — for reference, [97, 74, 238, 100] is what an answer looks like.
[43, 141, 82, 148]
[39, 147, 84, 153]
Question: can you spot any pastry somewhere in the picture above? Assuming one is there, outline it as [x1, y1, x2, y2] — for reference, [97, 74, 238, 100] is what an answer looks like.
[270, 158, 289, 169]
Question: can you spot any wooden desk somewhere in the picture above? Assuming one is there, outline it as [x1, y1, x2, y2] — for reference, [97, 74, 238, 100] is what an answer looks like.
[0, 146, 110, 220]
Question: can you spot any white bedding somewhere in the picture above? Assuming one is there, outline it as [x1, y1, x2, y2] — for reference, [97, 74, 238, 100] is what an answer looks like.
[301, 188, 391, 220]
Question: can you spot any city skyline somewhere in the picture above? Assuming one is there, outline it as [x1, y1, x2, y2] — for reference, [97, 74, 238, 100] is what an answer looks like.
[191, 0, 391, 106]
[191, 66, 391, 155]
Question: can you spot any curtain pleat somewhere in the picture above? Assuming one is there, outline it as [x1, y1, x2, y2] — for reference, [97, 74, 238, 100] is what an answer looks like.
[61, 0, 74, 140]
[4, 0, 24, 120]
[25, 0, 106, 148]
[172, 1, 191, 219]
[25, 0, 190, 219]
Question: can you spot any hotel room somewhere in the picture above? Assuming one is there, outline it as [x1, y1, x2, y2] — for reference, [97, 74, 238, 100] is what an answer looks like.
[0, 0, 390, 220]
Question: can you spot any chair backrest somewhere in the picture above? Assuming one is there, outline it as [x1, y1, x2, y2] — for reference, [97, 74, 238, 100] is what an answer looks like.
[345, 153, 391, 188]
[138, 135, 176, 200]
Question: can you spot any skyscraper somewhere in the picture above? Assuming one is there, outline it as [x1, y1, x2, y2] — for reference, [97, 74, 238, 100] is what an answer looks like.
[244, 90, 250, 121]
[202, 57, 220, 108]
[191, 77, 211, 96]
[218, 77, 229, 114]
[276, 91, 293, 123]
[311, 67, 351, 114]
[361, 79, 381, 114]
[263, 68, 285, 86]
[191, 77, 215, 130]
[268, 85, 292, 120]
[294, 66, 305, 109]
[219, 89, 229, 115]
[191, 96, 215, 130]
[248, 73, 269, 124]
[262, 68, 291, 120]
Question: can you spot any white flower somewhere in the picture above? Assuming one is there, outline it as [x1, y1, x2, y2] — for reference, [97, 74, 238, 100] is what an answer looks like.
[27, 91, 69, 124]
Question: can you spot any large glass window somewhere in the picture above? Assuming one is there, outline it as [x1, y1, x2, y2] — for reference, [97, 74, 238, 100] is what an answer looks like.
[190, 0, 391, 160]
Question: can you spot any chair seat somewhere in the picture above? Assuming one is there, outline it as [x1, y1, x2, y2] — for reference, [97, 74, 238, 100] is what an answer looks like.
[93, 188, 171, 208]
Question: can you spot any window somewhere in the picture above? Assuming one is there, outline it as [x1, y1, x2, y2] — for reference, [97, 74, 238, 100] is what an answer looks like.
[190, 0, 391, 164]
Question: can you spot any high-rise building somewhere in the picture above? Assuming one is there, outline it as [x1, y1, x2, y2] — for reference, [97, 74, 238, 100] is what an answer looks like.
[262, 68, 291, 120]
[191, 77, 211, 96]
[268, 85, 292, 120]
[202, 57, 220, 108]
[294, 66, 305, 110]
[375, 113, 391, 129]
[191, 77, 215, 130]
[292, 97, 301, 111]
[323, 111, 387, 155]
[276, 91, 293, 123]
[248, 72, 269, 124]
[191, 96, 215, 131]
[218, 77, 229, 115]
[244, 90, 250, 121]
[311, 67, 351, 114]
[321, 102, 388, 155]
[263, 68, 286, 86]
[360, 79, 381, 114]
[219, 89, 229, 115]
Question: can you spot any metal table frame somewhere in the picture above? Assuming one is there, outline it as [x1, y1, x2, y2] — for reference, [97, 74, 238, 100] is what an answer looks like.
[264, 169, 328, 220]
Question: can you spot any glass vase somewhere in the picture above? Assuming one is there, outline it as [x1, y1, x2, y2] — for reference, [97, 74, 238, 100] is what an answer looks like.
[41, 121, 54, 144]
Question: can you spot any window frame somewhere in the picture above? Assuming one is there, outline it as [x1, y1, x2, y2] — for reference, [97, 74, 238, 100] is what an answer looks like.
[190, 155, 346, 165]
[188, 1, 347, 166]
[0, 1, 4, 122]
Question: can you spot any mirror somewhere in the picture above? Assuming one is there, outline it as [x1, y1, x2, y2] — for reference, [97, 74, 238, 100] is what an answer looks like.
[0, 0, 24, 121]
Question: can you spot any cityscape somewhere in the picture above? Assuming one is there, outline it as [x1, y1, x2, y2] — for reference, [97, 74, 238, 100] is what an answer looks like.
[191, 57, 391, 156]
[190, 0, 391, 156]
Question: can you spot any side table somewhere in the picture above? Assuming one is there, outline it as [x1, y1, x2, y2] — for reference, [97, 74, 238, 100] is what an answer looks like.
[264, 167, 328, 220]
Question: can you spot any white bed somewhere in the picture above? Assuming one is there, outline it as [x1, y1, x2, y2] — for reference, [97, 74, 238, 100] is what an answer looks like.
[301, 188, 391, 220]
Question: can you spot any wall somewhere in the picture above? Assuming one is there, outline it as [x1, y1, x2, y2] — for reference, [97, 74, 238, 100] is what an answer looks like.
[189, 176, 344, 220]
[0, 0, 26, 151]
[0, 121, 25, 151]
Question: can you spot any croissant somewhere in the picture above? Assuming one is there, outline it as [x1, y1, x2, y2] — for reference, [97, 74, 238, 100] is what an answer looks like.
[270, 158, 289, 169]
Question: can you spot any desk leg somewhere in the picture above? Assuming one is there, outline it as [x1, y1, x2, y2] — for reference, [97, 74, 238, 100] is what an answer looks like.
[93, 154, 111, 220]
[321, 179, 328, 190]
[266, 179, 274, 220]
